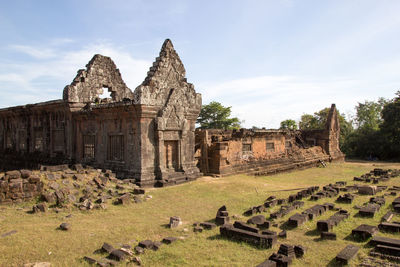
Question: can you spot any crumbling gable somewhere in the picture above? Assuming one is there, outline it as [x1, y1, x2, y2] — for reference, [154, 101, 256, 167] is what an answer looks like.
[133, 39, 201, 131]
[63, 54, 133, 103]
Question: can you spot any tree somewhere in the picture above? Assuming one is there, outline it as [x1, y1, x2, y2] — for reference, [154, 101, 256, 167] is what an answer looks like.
[380, 91, 400, 159]
[355, 98, 387, 130]
[298, 107, 353, 150]
[280, 119, 298, 130]
[196, 101, 241, 129]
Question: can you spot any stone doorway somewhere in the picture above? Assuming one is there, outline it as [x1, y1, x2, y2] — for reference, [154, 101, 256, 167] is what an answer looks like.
[164, 140, 179, 171]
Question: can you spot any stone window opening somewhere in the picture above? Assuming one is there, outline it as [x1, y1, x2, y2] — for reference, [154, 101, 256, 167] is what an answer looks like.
[164, 140, 179, 171]
[53, 129, 65, 152]
[242, 143, 252, 152]
[19, 130, 27, 151]
[83, 134, 95, 159]
[99, 86, 113, 100]
[285, 140, 292, 151]
[34, 130, 43, 152]
[108, 135, 124, 161]
[266, 142, 275, 152]
[5, 133, 12, 149]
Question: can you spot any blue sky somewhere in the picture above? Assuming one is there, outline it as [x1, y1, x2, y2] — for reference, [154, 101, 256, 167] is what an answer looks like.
[1, 0, 400, 128]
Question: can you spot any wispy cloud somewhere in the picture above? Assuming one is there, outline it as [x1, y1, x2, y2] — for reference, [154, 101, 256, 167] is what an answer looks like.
[197, 75, 397, 129]
[1, 40, 152, 108]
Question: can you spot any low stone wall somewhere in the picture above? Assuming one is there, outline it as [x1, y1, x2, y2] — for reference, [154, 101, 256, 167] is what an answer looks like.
[0, 170, 43, 204]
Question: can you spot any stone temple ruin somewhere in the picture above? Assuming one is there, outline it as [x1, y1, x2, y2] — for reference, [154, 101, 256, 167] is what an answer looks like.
[0, 39, 202, 187]
[196, 104, 344, 177]
[0, 39, 344, 188]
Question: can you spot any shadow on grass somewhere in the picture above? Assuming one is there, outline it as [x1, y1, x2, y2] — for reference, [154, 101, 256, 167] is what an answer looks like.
[326, 258, 342, 267]
[207, 234, 273, 251]
[305, 228, 320, 236]
[161, 223, 170, 229]
[279, 221, 296, 231]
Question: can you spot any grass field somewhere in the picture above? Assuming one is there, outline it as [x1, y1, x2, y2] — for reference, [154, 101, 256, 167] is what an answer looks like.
[1, 161, 400, 267]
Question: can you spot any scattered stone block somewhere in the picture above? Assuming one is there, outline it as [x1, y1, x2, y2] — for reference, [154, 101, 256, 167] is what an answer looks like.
[152, 241, 162, 251]
[169, 216, 182, 228]
[101, 242, 114, 254]
[359, 204, 380, 217]
[288, 213, 307, 227]
[32, 203, 46, 213]
[352, 224, 378, 240]
[247, 215, 266, 225]
[116, 193, 130, 205]
[133, 188, 145, 195]
[382, 211, 394, 222]
[317, 220, 333, 232]
[215, 205, 229, 225]
[278, 244, 295, 259]
[193, 226, 203, 233]
[335, 244, 359, 265]
[294, 245, 306, 258]
[162, 237, 177, 244]
[379, 222, 400, 233]
[134, 246, 144, 254]
[59, 223, 70, 231]
[233, 221, 259, 233]
[269, 253, 292, 266]
[138, 240, 154, 249]
[220, 224, 276, 248]
[370, 236, 400, 248]
[358, 185, 377, 195]
[375, 244, 400, 257]
[337, 193, 354, 204]
[200, 222, 216, 230]
[278, 230, 287, 239]
[108, 249, 127, 261]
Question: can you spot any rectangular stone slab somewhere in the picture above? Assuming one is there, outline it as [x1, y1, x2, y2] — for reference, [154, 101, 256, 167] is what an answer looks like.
[335, 244, 359, 265]
[370, 236, 400, 248]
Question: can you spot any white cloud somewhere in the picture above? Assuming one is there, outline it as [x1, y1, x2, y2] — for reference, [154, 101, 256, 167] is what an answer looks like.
[0, 40, 153, 108]
[197, 75, 397, 129]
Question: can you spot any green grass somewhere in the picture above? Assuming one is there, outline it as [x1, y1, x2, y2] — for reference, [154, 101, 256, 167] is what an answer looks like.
[1, 161, 400, 266]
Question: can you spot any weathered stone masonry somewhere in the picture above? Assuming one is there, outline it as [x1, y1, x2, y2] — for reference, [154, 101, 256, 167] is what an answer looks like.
[195, 104, 344, 176]
[0, 38, 344, 188]
[0, 39, 202, 187]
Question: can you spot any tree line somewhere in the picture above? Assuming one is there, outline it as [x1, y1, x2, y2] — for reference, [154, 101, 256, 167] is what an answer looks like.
[197, 91, 400, 160]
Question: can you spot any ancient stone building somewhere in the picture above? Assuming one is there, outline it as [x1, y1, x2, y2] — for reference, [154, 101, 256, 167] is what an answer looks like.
[0, 39, 202, 187]
[195, 104, 344, 176]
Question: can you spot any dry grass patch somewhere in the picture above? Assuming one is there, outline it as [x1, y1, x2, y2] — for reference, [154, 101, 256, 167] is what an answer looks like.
[0, 161, 399, 266]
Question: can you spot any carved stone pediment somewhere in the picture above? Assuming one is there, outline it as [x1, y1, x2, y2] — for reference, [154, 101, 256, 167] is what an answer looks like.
[133, 39, 202, 119]
[63, 55, 133, 103]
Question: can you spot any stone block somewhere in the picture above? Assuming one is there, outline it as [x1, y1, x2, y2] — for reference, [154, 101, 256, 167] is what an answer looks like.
[169, 216, 182, 228]
[247, 215, 266, 225]
[335, 244, 359, 265]
[233, 221, 259, 233]
[294, 245, 306, 258]
[358, 185, 377, 195]
[352, 224, 378, 240]
[162, 237, 177, 244]
[379, 222, 400, 233]
[200, 222, 217, 230]
[138, 240, 154, 249]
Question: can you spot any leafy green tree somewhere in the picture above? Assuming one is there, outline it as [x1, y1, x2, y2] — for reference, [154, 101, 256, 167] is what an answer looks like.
[355, 98, 387, 130]
[299, 107, 353, 150]
[298, 114, 320, 130]
[196, 101, 241, 129]
[280, 119, 298, 130]
[380, 91, 400, 159]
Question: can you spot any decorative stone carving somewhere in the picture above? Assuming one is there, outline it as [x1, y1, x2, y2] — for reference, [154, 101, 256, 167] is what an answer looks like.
[63, 54, 133, 103]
